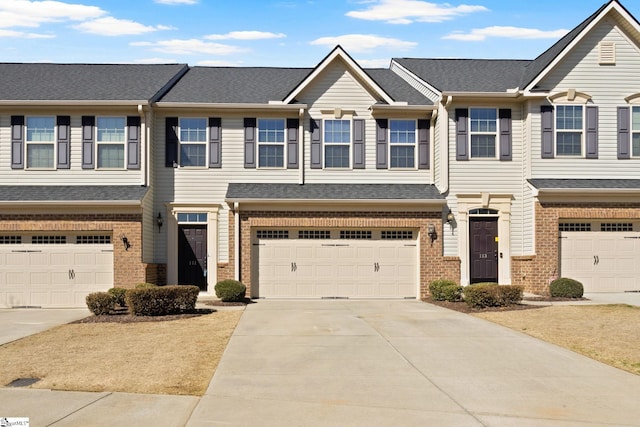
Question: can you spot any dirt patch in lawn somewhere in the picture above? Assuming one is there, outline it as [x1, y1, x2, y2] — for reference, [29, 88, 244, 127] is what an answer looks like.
[0, 309, 243, 396]
[473, 305, 640, 376]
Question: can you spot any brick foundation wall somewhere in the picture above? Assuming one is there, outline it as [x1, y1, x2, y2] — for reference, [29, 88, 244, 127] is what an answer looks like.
[0, 213, 148, 289]
[516, 201, 640, 294]
[235, 210, 458, 299]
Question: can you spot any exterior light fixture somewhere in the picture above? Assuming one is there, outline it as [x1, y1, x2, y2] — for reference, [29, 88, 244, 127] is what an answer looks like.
[157, 212, 163, 233]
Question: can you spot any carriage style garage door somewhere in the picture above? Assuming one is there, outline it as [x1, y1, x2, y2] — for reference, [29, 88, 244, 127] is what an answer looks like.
[255, 229, 418, 299]
[560, 222, 640, 292]
[0, 234, 113, 308]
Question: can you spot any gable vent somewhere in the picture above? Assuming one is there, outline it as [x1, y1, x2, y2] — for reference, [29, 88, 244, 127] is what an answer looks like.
[599, 42, 615, 65]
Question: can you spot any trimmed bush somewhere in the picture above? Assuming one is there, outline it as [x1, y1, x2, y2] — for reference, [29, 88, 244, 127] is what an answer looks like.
[125, 285, 199, 316]
[108, 287, 127, 307]
[463, 283, 524, 308]
[214, 280, 247, 302]
[135, 282, 158, 289]
[86, 292, 115, 315]
[550, 277, 584, 298]
[428, 279, 462, 302]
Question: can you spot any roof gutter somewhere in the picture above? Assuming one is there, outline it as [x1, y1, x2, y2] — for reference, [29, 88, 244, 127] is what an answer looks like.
[225, 198, 446, 206]
[153, 102, 308, 110]
[370, 105, 436, 113]
[441, 91, 522, 98]
[0, 200, 144, 207]
[0, 100, 151, 107]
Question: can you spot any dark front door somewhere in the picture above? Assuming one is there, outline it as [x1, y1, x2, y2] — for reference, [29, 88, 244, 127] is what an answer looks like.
[469, 217, 498, 283]
[178, 225, 207, 290]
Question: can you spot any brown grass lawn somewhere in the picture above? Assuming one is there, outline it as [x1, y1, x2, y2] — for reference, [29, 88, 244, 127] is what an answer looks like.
[474, 304, 640, 375]
[0, 310, 242, 396]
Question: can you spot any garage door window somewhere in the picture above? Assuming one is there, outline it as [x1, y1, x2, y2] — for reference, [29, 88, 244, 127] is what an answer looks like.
[601, 223, 633, 232]
[340, 230, 372, 239]
[0, 236, 21, 244]
[257, 230, 289, 239]
[298, 230, 330, 239]
[76, 235, 112, 244]
[32, 236, 66, 244]
[559, 223, 591, 232]
[381, 230, 413, 240]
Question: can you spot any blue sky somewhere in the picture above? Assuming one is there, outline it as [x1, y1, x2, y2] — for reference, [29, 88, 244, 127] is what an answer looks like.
[1, 0, 638, 68]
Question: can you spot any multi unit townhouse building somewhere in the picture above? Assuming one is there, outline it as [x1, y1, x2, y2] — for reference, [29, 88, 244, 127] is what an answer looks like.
[1, 0, 640, 307]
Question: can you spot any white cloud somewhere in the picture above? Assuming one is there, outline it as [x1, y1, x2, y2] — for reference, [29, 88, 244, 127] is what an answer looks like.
[0, 29, 54, 38]
[443, 26, 568, 41]
[346, 0, 488, 24]
[205, 31, 286, 41]
[134, 57, 180, 64]
[310, 34, 416, 53]
[0, 0, 105, 28]
[73, 17, 173, 36]
[155, 0, 197, 4]
[131, 39, 246, 56]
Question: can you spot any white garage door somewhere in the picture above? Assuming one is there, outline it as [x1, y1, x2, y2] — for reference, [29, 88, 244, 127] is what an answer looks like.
[560, 228, 640, 292]
[256, 229, 418, 299]
[0, 234, 113, 308]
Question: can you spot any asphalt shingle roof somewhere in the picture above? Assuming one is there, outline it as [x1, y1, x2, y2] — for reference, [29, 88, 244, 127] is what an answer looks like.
[0, 63, 188, 101]
[0, 186, 149, 202]
[365, 69, 433, 105]
[528, 179, 640, 190]
[226, 183, 444, 201]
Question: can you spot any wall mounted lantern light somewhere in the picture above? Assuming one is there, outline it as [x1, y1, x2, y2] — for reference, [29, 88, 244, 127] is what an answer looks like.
[427, 223, 437, 244]
[121, 234, 131, 251]
[157, 212, 163, 233]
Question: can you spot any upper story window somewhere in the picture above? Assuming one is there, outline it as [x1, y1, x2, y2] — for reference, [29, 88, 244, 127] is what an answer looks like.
[555, 105, 583, 156]
[632, 106, 640, 157]
[389, 120, 416, 168]
[179, 118, 207, 167]
[26, 116, 55, 168]
[258, 119, 285, 168]
[470, 108, 497, 158]
[324, 119, 350, 168]
[96, 117, 126, 168]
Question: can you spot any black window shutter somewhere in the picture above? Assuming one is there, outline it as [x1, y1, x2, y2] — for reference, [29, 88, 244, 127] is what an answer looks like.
[418, 119, 430, 169]
[209, 117, 222, 168]
[56, 116, 71, 169]
[376, 118, 388, 169]
[585, 106, 598, 159]
[353, 119, 365, 169]
[287, 118, 299, 169]
[618, 106, 630, 159]
[499, 109, 512, 161]
[11, 116, 24, 169]
[165, 117, 179, 167]
[541, 105, 554, 158]
[455, 109, 468, 160]
[244, 118, 256, 168]
[127, 116, 141, 169]
[81, 116, 95, 169]
[310, 118, 322, 169]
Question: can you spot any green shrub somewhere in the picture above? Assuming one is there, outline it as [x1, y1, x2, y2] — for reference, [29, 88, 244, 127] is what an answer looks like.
[428, 279, 462, 302]
[550, 278, 584, 298]
[108, 287, 127, 307]
[214, 280, 247, 302]
[125, 285, 199, 316]
[463, 283, 524, 308]
[135, 282, 158, 289]
[86, 292, 115, 315]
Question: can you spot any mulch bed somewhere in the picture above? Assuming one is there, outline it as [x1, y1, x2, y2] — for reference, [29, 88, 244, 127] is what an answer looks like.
[72, 308, 216, 324]
[423, 295, 588, 314]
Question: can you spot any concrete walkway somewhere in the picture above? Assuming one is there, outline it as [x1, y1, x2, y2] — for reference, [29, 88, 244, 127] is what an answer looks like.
[188, 300, 640, 426]
[2, 299, 640, 426]
[0, 308, 90, 345]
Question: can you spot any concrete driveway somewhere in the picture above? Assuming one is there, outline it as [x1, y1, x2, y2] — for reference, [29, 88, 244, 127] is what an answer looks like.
[188, 300, 640, 426]
[0, 308, 90, 345]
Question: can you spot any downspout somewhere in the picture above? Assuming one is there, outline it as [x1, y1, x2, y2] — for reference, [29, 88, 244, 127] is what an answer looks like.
[298, 108, 305, 185]
[234, 202, 240, 281]
[439, 95, 453, 194]
[430, 108, 438, 184]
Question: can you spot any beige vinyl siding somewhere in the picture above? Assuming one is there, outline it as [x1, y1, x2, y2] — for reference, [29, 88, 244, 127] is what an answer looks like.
[0, 113, 144, 185]
[299, 60, 431, 184]
[445, 103, 528, 257]
[531, 20, 640, 178]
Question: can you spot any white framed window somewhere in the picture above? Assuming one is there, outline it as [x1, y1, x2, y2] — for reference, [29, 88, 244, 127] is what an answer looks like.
[179, 118, 207, 167]
[96, 117, 126, 168]
[556, 105, 583, 156]
[389, 119, 416, 168]
[632, 106, 640, 157]
[324, 119, 350, 168]
[258, 119, 285, 168]
[26, 116, 55, 169]
[470, 108, 497, 158]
